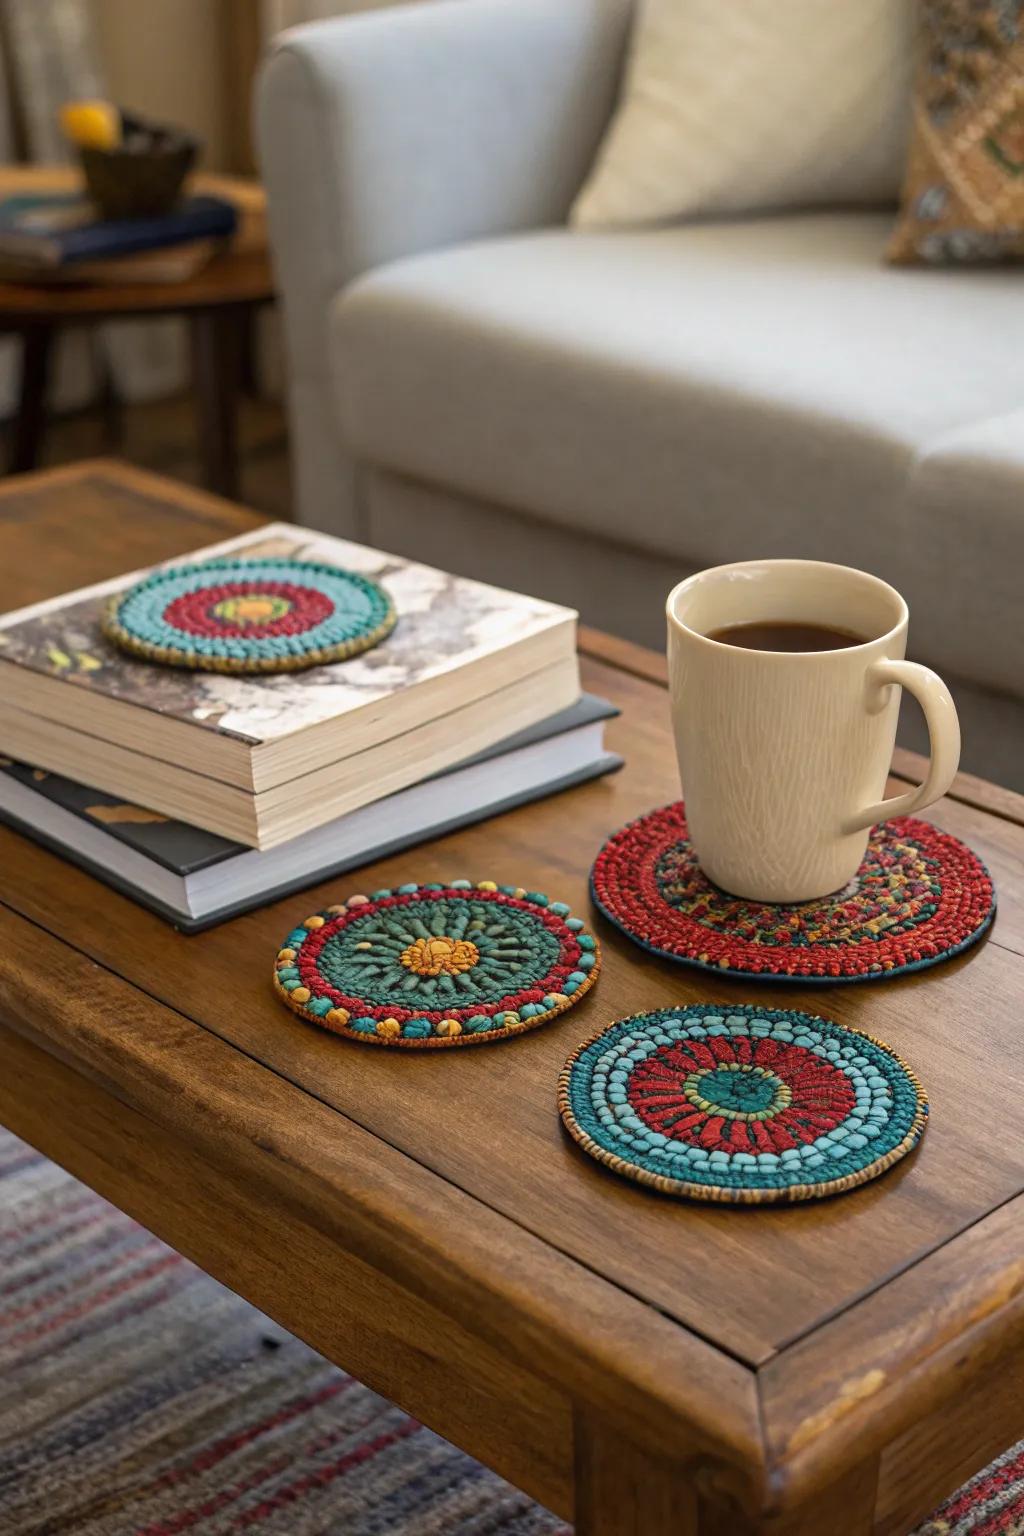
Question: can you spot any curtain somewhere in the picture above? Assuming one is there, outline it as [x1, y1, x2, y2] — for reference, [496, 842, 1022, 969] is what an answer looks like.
[0, 0, 187, 413]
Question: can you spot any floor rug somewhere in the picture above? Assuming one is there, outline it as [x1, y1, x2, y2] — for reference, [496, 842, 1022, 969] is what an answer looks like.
[1, 1128, 1022, 1535]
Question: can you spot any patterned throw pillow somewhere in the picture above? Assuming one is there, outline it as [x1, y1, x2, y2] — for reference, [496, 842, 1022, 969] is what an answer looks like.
[889, 0, 1024, 263]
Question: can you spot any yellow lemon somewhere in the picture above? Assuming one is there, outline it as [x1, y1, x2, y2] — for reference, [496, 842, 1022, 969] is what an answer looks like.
[60, 100, 121, 151]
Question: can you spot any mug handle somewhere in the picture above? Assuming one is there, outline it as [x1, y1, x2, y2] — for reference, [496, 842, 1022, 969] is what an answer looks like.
[841, 659, 961, 835]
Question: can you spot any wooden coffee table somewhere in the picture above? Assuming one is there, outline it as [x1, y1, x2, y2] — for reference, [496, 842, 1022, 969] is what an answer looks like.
[1, 461, 1023, 1536]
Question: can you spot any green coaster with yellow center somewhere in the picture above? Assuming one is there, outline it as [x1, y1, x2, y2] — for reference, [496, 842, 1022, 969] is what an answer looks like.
[273, 880, 600, 1047]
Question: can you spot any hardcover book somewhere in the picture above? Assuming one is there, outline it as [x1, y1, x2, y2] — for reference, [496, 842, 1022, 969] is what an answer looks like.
[0, 523, 580, 847]
[0, 696, 620, 931]
[0, 193, 237, 267]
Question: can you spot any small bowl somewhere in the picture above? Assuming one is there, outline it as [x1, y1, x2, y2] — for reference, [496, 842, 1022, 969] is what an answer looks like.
[80, 114, 199, 221]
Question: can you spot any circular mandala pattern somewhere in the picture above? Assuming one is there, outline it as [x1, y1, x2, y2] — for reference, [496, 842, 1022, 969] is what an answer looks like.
[591, 803, 995, 982]
[558, 1005, 928, 1204]
[273, 881, 600, 1047]
[102, 557, 396, 673]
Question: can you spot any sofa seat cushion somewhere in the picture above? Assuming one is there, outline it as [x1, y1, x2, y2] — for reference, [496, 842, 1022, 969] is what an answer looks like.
[331, 212, 1023, 694]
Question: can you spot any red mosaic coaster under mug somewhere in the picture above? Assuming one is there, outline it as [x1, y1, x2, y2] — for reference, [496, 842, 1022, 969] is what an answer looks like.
[590, 803, 995, 983]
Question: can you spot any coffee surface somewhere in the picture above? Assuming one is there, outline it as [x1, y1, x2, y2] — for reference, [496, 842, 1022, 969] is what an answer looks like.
[706, 620, 867, 653]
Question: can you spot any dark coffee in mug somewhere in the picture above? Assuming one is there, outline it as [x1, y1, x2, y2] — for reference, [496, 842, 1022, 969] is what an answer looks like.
[705, 620, 867, 653]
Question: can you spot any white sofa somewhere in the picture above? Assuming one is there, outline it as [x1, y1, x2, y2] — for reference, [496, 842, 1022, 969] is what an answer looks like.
[257, 0, 1024, 787]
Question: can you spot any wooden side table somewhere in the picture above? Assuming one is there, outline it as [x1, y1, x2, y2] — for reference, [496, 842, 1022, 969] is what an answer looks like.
[0, 247, 275, 499]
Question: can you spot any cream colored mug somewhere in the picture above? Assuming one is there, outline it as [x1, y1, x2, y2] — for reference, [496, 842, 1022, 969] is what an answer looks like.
[666, 560, 961, 903]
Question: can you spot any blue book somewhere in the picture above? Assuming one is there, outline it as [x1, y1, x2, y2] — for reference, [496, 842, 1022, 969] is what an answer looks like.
[0, 695, 621, 931]
[0, 193, 237, 268]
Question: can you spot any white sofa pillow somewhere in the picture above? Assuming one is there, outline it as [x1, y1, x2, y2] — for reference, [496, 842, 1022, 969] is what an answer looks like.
[572, 0, 915, 229]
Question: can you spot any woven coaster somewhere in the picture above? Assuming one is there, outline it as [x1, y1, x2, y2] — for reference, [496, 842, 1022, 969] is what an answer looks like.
[559, 1004, 928, 1205]
[591, 803, 995, 983]
[102, 556, 396, 673]
[273, 881, 600, 1047]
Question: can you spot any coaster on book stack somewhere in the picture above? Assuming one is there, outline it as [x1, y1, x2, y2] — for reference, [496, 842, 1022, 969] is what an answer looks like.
[559, 1004, 928, 1205]
[273, 881, 600, 1047]
[591, 804, 995, 982]
[102, 556, 396, 673]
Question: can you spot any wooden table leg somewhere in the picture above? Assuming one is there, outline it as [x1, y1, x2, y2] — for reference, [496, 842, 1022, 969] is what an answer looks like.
[10, 324, 54, 474]
[190, 305, 240, 500]
[575, 1415, 697, 1535]
[574, 1413, 879, 1536]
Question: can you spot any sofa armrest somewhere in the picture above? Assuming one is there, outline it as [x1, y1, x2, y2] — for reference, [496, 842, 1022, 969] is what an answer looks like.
[257, 0, 630, 298]
[255, 0, 631, 533]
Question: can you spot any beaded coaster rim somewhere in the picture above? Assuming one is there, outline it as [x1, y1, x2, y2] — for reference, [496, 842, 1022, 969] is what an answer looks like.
[558, 1004, 929, 1206]
[101, 556, 397, 674]
[273, 881, 601, 1049]
[590, 803, 996, 985]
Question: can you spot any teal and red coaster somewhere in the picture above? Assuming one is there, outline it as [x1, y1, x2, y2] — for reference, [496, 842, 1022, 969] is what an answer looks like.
[273, 880, 600, 1047]
[590, 803, 995, 983]
[102, 556, 396, 673]
[558, 1004, 928, 1205]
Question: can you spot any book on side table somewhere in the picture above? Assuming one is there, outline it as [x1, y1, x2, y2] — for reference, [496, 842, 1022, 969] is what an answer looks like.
[0, 523, 581, 848]
[0, 695, 619, 931]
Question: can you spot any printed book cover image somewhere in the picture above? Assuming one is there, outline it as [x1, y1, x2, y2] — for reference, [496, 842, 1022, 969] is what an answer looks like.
[0, 523, 575, 748]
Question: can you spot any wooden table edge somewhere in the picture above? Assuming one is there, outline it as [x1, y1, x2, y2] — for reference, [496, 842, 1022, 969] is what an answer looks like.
[0, 456, 265, 527]
[759, 1189, 1024, 1508]
[0, 899, 766, 1504]
[3, 464, 1022, 1529]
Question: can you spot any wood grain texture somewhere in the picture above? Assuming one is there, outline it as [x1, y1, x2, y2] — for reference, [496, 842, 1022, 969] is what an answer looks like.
[701, 1461, 880, 1536]
[2, 464, 1024, 1528]
[0, 459, 262, 604]
[0, 250, 273, 319]
[0, 1022, 574, 1520]
[875, 1347, 1024, 1536]
[761, 1193, 1024, 1504]
[574, 1417, 880, 1536]
[1, 792, 1021, 1368]
[574, 1414, 697, 1535]
[0, 901, 762, 1492]
[1, 618, 1020, 1364]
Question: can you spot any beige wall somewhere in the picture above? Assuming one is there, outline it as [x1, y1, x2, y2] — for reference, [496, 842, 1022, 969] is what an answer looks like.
[93, 0, 229, 168]
[93, 0, 425, 172]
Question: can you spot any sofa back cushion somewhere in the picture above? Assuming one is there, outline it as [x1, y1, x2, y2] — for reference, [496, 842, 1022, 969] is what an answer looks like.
[572, 0, 915, 229]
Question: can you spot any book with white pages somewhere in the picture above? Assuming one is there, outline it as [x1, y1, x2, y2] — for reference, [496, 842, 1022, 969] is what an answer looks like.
[0, 695, 620, 931]
[0, 522, 580, 848]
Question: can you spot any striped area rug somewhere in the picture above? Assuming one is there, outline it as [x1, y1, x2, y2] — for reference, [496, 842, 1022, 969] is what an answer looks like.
[0, 1128, 1022, 1536]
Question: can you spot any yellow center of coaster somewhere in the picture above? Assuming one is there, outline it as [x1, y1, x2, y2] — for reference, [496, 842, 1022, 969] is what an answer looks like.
[399, 936, 480, 977]
[212, 593, 292, 624]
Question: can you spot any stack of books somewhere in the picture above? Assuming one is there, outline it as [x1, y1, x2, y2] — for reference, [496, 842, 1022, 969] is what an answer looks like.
[0, 170, 266, 285]
[0, 524, 620, 930]
[0, 192, 238, 284]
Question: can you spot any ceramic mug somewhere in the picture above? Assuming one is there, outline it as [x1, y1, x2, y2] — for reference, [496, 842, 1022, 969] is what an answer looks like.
[666, 559, 961, 903]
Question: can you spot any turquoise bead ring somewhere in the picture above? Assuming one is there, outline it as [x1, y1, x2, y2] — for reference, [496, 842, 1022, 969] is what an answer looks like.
[102, 556, 396, 673]
[559, 1004, 927, 1204]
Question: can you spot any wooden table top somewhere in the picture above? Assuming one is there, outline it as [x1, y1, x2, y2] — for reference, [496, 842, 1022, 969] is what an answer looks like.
[1, 461, 1023, 1529]
[0, 247, 273, 319]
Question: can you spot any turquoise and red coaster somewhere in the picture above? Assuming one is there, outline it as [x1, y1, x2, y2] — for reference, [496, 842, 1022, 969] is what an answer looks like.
[273, 881, 600, 1047]
[590, 803, 995, 982]
[558, 1005, 928, 1204]
[103, 556, 396, 673]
